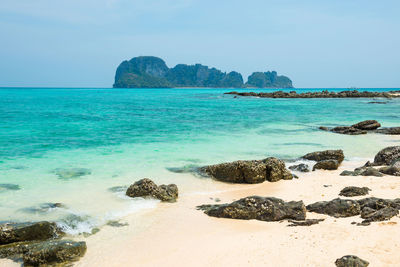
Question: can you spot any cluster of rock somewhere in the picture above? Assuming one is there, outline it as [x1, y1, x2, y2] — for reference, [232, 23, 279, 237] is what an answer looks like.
[113, 56, 293, 88]
[319, 120, 400, 135]
[301, 149, 344, 171]
[225, 90, 400, 98]
[0, 221, 86, 266]
[335, 255, 369, 267]
[341, 146, 400, 177]
[125, 178, 178, 202]
[307, 197, 400, 225]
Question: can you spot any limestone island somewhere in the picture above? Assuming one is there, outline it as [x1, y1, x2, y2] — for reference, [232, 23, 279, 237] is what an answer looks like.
[113, 56, 293, 88]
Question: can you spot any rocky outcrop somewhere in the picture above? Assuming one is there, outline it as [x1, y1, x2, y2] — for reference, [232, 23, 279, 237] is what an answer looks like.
[340, 167, 384, 177]
[373, 146, 400, 165]
[288, 163, 310, 172]
[339, 187, 371, 197]
[306, 198, 361, 218]
[0, 222, 86, 266]
[301, 150, 344, 163]
[335, 255, 369, 267]
[0, 222, 63, 245]
[312, 159, 340, 171]
[225, 90, 399, 98]
[199, 157, 293, 184]
[126, 178, 178, 202]
[320, 121, 400, 136]
[361, 207, 399, 224]
[114, 56, 293, 88]
[198, 196, 306, 221]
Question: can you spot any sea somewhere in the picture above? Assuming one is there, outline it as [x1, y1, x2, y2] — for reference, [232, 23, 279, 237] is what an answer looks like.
[0, 88, 399, 234]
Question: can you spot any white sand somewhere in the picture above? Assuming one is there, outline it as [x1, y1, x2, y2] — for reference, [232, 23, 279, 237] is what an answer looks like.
[2, 153, 400, 266]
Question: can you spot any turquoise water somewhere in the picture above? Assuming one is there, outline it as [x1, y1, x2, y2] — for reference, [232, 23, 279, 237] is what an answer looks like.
[0, 88, 399, 233]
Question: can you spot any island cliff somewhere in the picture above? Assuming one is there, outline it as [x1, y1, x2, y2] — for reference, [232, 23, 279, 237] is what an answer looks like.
[113, 56, 293, 88]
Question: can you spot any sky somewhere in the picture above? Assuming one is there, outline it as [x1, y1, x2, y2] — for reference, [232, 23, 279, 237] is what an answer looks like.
[0, 0, 399, 88]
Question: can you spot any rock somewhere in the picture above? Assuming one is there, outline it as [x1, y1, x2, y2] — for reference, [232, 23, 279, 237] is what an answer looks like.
[392, 160, 400, 169]
[373, 146, 400, 165]
[22, 240, 86, 266]
[331, 126, 367, 135]
[351, 120, 381, 130]
[361, 207, 399, 223]
[106, 220, 128, 227]
[126, 178, 178, 202]
[357, 167, 384, 177]
[302, 150, 344, 163]
[379, 166, 400, 176]
[339, 186, 371, 197]
[198, 196, 306, 221]
[107, 185, 128, 193]
[357, 197, 400, 210]
[335, 255, 369, 267]
[53, 168, 91, 179]
[20, 203, 66, 214]
[375, 127, 400, 135]
[306, 198, 361, 218]
[340, 170, 357, 176]
[0, 184, 20, 191]
[0, 241, 34, 258]
[360, 207, 376, 218]
[0, 222, 63, 245]
[319, 126, 329, 131]
[312, 159, 339, 171]
[289, 163, 310, 172]
[287, 219, 324, 227]
[200, 157, 292, 184]
[166, 165, 198, 174]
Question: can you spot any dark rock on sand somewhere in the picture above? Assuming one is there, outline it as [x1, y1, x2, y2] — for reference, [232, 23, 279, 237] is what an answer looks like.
[200, 157, 292, 184]
[53, 168, 91, 179]
[198, 196, 306, 221]
[302, 150, 344, 163]
[0, 184, 20, 191]
[287, 219, 324, 227]
[373, 146, 400, 166]
[22, 240, 86, 266]
[360, 207, 376, 218]
[306, 198, 361, 218]
[379, 166, 400, 176]
[312, 159, 340, 171]
[340, 167, 384, 177]
[361, 207, 399, 223]
[357, 197, 400, 210]
[126, 178, 178, 202]
[335, 255, 369, 267]
[0, 222, 63, 245]
[339, 187, 371, 197]
[352, 120, 381, 131]
[289, 163, 310, 172]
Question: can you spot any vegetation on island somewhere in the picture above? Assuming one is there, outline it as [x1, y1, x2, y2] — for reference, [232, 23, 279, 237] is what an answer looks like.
[113, 56, 293, 88]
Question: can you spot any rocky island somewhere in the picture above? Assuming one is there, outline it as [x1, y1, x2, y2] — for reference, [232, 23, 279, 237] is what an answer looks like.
[113, 56, 293, 88]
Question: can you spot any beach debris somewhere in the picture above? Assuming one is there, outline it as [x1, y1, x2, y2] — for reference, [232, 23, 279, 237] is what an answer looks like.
[313, 159, 340, 171]
[0, 184, 20, 191]
[287, 219, 324, 227]
[339, 187, 371, 197]
[301, 150, 344, 164]
[53, 168, 91, 179]
[0, 222, 63, 245]
[198, 196, 306, 221]
[289, 163, 310, 172]
[335, 255, 369, 267]
[323, 185, 332, 187]
[373, 146, 400, 165]
[306, 198, 361, 218]
[126, 178, 178, 202]
[199, 157, 293, 184]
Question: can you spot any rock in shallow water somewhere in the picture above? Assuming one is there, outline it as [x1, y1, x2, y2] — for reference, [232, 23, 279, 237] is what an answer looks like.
[0, 184, 20, 191]
[373, 146, 400, 166]
[289, 163, 310, 172]
[339, 186, 371, 197]
[331, 126, 367, 135]
[200, 157, 293, 184]
[198, 196, 306, 221]
[352, 120, 381, 131]
[53, 168, 91, 179]
[126, 178, 178, 202]
[335, 255, 369, 267]
[0, 222, 63, 245]
[301, 150, 344, 163]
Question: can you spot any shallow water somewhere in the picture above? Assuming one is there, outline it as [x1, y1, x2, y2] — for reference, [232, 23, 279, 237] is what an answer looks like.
[0, 88, 399, 233]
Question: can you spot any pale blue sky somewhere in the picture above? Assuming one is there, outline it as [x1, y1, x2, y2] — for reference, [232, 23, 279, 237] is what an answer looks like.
[0, 0, 399, 88]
